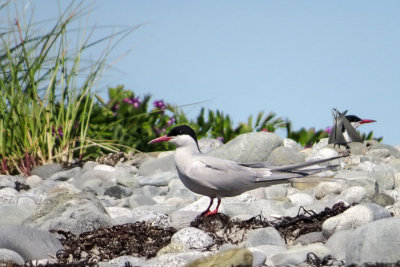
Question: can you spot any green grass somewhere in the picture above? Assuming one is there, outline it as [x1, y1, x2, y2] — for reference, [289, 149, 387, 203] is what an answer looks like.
[0, 1, 137, 175]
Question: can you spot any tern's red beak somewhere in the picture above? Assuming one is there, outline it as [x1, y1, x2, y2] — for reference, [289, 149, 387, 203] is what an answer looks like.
[148, 135, 172, 144]
[360, 119, 376, 124]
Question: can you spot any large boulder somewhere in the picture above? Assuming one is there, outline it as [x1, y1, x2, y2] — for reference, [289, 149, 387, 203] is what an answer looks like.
[346, 216, 400, 265]
[209, 132, 282, 163]
[23, 191, 113, 235]
[0, 225, 63, 261]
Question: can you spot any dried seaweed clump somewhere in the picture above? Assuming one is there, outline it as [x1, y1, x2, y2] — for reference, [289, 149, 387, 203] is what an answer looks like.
[190, 213, 270, 246]
[52, 222, 176, 265]
[190, 202, 350, 248]
[273, 202, 349, 243]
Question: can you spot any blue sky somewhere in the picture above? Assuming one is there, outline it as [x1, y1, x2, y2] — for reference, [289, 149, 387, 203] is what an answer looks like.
[7, 1, 400, 145]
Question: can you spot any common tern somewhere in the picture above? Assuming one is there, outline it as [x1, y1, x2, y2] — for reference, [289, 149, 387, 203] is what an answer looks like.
[328, 109, 376, 147]
[149, 125, 344, 216]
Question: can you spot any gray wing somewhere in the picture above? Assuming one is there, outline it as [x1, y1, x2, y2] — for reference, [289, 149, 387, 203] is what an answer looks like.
[328, 108, 347, 146]
[192, 154, 339, 187]
[341, 115, 362, 143]
[185, 155, 271, 195]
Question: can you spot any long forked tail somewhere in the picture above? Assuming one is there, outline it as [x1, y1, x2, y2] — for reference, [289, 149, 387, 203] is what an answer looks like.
[240, 151, 348, 171]
[247, 152, 348, 183]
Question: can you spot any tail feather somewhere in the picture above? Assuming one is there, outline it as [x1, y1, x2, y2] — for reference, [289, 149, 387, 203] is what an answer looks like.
[254, 165, 338, 183]
[241, 153, 346, 172]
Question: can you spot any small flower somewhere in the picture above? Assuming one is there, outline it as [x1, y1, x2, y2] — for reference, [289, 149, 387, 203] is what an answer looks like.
[153, 100, 166, 110]
[112, 104, 119, 112]
[167, 117, 176, 126]
[217, 136, 224, 143]
[132, 97, 141, 108]
[111, 105, 119, 116]
[58, 126, 64, 138]
[261, 128, 269, 132]
[52, 126, 56, 136]
[325, 126, 332, 134]
[123, 98, 130, 103]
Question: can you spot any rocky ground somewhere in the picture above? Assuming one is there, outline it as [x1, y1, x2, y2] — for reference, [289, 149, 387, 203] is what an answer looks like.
[1, 132, 400, 266]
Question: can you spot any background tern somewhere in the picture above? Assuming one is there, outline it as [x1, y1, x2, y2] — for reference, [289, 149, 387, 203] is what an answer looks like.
[149, 125, 345, 216]
[328, 108, 376, 147]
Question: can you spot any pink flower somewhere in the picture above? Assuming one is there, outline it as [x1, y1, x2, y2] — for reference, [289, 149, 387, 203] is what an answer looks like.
[325, 126, 332, 134]
[153, 100, 166, 110]
[217, 136, 224, 143]
[58, 126, 64, 137]
[167, 117, 176, 126]
[132, 97, 141, 108]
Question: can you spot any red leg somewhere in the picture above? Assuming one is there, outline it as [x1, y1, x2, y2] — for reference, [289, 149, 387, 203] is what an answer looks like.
[201, 197, 214, 216]
[205, 198, 221, 217]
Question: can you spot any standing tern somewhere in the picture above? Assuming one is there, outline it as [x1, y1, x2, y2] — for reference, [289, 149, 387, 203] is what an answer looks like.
[328, 109, 376, 147]
[149, 125, 344, 216]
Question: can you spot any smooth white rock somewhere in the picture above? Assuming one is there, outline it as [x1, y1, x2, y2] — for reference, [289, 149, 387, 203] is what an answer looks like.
[170, 227, 214, 250]
[129, 206, 170, 228]
[25, 175, 43, 188]
[0, 248, 25, 265]
[0, 176, 18, 188]
[314, 182, 343, 200]
[337, 186, 367, 204]
[23, 191, 113, 235]
[248, 247, 267, 267]
[244, 227, 286, 247]
[312, 138, 329, 151]
[325, 230, 353, 261]
[287, 192, 315, 206]
[270, 243, 331, 266]
[105, 206, 133, 219]
[283, 138, 301, 151]
[389, 187, 400, 202]
[144, 251, 208, 267]
[256, 245, 287, 266]
[265, 184, 288, 200]
[0, 225, 64, 261]
[208, 132, 282, 162]
[346, 216, 400, 265]
[322, 203, 391, 237]
[17, 196, 37, 211]
[395, 172, 400, 188]
[0, 205, 32, 226]
[106, 255, 146, 267]
[128, 194, 157, 208]
[306, 147, 339, 163]
[293, 231, 326, 246]
[0, 187, 18, 204]
[198, 137, 223, 153]
[93, 164, 116, 172]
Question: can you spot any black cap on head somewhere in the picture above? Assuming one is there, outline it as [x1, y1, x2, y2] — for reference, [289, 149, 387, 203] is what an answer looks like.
[167, 125, 198, 143]
[345, 115, 362, 123]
